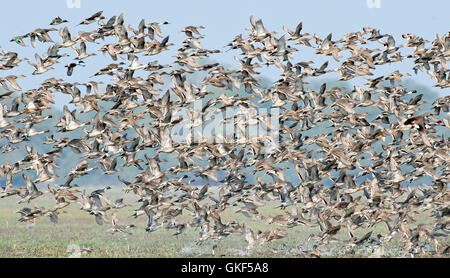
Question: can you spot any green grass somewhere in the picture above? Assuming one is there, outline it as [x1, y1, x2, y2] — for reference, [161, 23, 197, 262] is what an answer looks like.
[0, 187, 448, 258]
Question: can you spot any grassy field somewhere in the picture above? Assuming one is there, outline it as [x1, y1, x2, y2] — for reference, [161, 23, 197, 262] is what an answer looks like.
[0, 186, 448, 258]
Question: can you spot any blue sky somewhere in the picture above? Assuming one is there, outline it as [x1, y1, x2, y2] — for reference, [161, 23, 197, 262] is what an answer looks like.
[0, 0, 448, 106]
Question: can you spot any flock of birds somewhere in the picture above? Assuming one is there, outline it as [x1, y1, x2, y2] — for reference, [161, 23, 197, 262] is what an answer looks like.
[0, 11, 449, 257]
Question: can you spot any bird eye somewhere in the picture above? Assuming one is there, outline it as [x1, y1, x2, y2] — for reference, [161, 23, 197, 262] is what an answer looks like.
[15, 39, 21, 43]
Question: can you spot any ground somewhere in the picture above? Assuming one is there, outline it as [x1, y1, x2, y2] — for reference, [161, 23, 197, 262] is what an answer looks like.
[0, 186, 448, 258]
